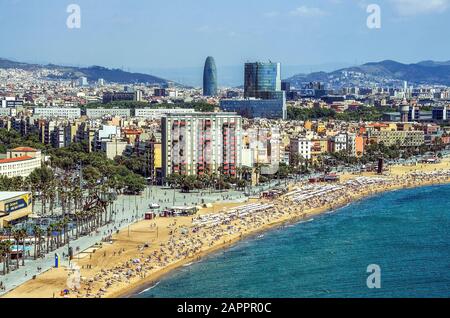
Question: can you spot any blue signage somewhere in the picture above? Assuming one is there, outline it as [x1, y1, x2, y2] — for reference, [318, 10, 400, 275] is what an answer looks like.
[4, 195, 30, 214]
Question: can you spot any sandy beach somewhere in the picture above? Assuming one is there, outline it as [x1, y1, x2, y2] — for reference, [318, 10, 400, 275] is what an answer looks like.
[3, 158, 450, 298]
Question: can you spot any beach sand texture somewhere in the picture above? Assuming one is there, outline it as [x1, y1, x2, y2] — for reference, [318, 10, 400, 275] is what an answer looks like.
[3, 159, 450, 298]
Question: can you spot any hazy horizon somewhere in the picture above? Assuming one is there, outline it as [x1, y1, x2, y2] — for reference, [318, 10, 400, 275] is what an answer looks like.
[5, 56, 450, 87]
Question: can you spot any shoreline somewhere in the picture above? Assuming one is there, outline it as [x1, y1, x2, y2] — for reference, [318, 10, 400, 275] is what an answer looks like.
[113, 178, 450, 299]
[3, 161, 450, 298]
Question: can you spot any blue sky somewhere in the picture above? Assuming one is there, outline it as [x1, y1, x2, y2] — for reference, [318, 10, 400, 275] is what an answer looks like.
[1, 0, 449, 85]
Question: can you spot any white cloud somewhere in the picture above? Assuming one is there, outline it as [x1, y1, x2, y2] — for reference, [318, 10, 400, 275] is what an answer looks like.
[390, 0, 450, 16]
[289, 6, 328, 17]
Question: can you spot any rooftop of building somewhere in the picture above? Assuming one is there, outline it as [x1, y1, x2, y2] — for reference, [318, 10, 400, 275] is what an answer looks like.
[9, 147, 39, 152]
[367, 123, 390, 128]
[0, 156, 33, 164]
[122, 128, 142, 134]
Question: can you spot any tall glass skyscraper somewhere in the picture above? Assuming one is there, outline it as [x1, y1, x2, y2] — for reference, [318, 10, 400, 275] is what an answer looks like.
[220, 61, 286, 120]
[244, 62, 281, 99]
[203, 56, 218, 96]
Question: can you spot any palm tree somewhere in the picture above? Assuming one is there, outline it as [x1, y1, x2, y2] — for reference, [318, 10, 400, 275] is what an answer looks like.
[0, 240, 12, 275]
[241, 166, 252, 181]
[72, 187, 83, 212]
[0, 241, 5, 275]
[46, 225, 53, 254]
[254, 163, 269, 185]
[48, 181, 58, 215]
[209, 173, 218, 192]
[12, 229, 22, 268]
[74, 210, 83, 239]
[236, 179, 247, 191]
[54, 221, 63, 248]
[37, 226, 44, 259]
[20, 229, 27, 266]
[32, 225, 41, 260]
[235, 167, 243, 181]
[62, 217, 70, 245]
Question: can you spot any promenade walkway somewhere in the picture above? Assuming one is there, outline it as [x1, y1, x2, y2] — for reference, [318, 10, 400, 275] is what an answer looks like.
[0, 186, 249, 296]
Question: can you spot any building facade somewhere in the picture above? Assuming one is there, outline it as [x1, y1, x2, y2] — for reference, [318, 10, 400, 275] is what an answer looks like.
[290, 138, 312, 162]
[244, 62, 281, 99]
[220, 96, 287, 120]
[222, 61, 286, 120]
[161, 113, 242, 179]
[86, 108, 131, 118]
[135, 108, 195, 120]
[102, 92, 135, 104]
[0, 148, 42, 178]
[34, 108, 81, 119]
[368, 130, 425, 147]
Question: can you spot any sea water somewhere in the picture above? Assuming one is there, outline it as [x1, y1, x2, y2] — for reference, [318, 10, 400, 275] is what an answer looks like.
[135, 184, 450, 298]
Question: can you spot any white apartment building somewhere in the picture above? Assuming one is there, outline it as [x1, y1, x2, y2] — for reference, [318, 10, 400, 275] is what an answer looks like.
[346, 133, 357, 156]
[93, 125, 122, 151]
[290, 138, 312, 161]
[330, 133, 348, 153]
[245, 127, 282, 174]
[135, 108, 195, 120]
[86, 108, 131, 119]
[34, 108, 81, 119]
[0, 148, 42, 178]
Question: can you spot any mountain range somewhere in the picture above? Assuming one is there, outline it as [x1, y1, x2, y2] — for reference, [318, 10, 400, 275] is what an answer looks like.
[1, 58, 450, 88]
[287, 60, 450, 88]
[0, 58, 170, 86]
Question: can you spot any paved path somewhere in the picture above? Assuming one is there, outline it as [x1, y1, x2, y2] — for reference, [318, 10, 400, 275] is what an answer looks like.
[0, 185, 249, 296]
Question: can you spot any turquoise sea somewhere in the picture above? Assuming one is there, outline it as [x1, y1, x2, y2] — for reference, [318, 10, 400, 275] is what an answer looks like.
[134, 184, 450, 298]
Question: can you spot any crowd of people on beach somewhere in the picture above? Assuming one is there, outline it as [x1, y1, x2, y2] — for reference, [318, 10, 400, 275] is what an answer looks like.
[61, 168, 450, 298]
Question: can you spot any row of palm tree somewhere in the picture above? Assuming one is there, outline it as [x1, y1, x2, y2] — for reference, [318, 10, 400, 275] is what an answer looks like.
[165, 165, 256, 192]
[0, 166, 118, 276]
[0, 205, 113, 276]
[0, 131, 147, 276]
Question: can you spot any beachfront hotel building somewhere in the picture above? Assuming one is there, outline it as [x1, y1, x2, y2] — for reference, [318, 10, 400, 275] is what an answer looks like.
[0, 147, 42, 178]
[161, 113, 242, 179]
